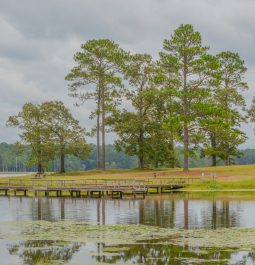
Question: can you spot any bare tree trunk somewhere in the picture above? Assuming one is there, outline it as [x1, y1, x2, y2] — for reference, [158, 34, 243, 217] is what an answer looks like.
[139, 155, 144, 169]
[97, 98, 101, 170]
[138, 129, 144, 169]
[60, 153, 65, 173]
[183, 125, 189, 172]
[138, 90, 144, 169]
[38, 162, 43, 174]
[169, 134, 175, 168]
[211, 133, 217, 166]
[101, 87, 106, 170]
[183, 56, 189, 172]
[37, 144, 43, 174]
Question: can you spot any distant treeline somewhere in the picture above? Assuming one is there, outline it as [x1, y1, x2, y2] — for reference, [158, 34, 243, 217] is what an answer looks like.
[0, 142, 254, 172]
[0, 142, 137, 172]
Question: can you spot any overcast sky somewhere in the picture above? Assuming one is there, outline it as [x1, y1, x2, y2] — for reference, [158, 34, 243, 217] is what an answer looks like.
[0, 0, 255, 148]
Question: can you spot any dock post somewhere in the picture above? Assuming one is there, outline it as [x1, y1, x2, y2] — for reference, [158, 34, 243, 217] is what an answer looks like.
[24, 190, 27, 196]
[5, 190, 7, 196]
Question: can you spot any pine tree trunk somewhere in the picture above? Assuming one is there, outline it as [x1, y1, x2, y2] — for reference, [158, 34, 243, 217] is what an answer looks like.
[183, 56, 189, 172]
[138, 88, 145, 169]
[169, 134, 175, 168]
[37, 147, 43, 174]
[138, 128, 145, 169]
[97, 96, 101, 170]
[211, 133, 217, 166]
[101, 87, 106, 170]
[183, 125, 189, 172]
[60, 153, 65, 173]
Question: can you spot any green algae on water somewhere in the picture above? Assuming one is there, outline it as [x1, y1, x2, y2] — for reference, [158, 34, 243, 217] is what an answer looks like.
[0, 220, 255, 251]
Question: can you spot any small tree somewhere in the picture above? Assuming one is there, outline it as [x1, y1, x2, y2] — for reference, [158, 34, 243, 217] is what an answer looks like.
[41, 101, 91, 173]
[7, 102, 90, 173]
[7, 103, 54, 173]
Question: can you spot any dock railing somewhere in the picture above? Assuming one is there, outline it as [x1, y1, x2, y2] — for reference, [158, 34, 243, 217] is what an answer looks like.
[0, 177, 200, 190]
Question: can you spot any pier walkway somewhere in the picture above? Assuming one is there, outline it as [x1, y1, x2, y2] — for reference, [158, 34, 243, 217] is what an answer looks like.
[0, 177, 199, 199]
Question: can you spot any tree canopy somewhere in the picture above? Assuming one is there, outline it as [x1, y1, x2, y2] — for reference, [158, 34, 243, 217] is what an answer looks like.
[7, 101, 90, 173]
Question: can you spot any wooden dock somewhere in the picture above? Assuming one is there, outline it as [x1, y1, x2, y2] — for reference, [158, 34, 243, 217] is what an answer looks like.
[0, 177, 199, 199]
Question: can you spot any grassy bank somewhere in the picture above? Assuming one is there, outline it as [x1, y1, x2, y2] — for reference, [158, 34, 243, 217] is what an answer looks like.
[1, 164, 255, 191]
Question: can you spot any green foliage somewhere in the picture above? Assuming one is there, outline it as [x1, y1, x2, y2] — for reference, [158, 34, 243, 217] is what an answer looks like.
[66, 39, 128, 170]
[202, 51, 248, 166]
[40, 101, 91, 172]
[7, 103, 55, 172]
[6, 102, 90, 173]
[159, 24, 220, 171]
[109, 53, 161, 168]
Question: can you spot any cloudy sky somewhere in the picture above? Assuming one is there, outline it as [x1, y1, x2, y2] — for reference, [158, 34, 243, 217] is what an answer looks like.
[0, 0, 255, 148]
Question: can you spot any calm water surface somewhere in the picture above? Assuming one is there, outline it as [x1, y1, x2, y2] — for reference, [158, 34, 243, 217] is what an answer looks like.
[0, 192, 255, 264]
[0, 173, 33, 178]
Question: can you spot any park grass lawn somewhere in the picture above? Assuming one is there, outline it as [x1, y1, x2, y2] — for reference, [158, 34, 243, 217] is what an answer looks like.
[0, 164, 255, 190]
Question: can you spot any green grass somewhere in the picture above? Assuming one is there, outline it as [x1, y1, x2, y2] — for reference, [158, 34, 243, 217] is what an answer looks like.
[1, 164, 255, 191]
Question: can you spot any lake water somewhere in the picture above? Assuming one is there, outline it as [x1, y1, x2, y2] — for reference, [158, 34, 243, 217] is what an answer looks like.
[0, 192, 255, 264]
[0, 173, 34, 178]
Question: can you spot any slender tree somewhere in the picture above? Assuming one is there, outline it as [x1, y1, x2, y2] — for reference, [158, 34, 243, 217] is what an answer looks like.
[65, 39, 126, 170]
[160, 24, 218, 171]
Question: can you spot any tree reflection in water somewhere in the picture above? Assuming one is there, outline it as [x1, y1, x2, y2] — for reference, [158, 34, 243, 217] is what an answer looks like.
[92, 242, 255, 265]
[8, 240, 81, 265]
[5, 193, 253, 264]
